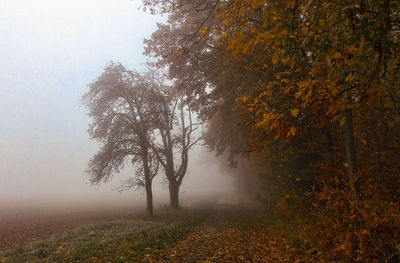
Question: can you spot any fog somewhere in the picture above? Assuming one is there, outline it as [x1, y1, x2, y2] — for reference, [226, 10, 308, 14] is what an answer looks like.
[0, 0, 237, 213]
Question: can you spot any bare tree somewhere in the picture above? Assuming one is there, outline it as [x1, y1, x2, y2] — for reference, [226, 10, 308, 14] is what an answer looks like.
[82, 62, 159, 216]
[150, 86, 202, 209]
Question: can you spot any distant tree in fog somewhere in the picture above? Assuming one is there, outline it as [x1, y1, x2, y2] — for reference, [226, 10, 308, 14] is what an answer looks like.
[150, 83, 203, 209]
[82, 62, 159, 216]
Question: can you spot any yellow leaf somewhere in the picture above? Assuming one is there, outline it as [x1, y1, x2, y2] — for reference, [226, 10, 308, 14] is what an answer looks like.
[345, 74, 353, 83]
[272, 52, 279, 64]
[290, 108, 299, 117]
[287, 127, 296, 137]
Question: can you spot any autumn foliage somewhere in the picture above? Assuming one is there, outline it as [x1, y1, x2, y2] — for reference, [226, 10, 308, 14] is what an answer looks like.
[142, 0, 400, 261]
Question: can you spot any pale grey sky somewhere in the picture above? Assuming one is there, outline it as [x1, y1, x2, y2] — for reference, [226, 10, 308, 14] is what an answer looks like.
[0, 0, 235, 206]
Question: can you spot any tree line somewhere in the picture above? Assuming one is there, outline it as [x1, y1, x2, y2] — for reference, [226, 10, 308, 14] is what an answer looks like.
[139, 0, 400, 261]
[82, 0, 400, 260]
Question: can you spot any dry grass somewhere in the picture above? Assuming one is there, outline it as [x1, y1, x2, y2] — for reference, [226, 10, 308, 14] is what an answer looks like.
[0, 207, 209, 263]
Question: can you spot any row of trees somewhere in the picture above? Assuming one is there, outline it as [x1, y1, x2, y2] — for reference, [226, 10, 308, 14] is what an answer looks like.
[82, 63, 201, 216]
[141, 0, 400, 261]
[81, 0, 400, 258]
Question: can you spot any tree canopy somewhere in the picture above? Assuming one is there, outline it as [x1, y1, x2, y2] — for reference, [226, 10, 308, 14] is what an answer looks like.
[143, 0, 400, 260]
[82, 63, 160, 215]
[83, 62, 202, 213]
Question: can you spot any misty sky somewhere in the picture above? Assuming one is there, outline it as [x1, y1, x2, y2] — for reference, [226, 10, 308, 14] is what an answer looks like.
[0, 0, 235, 205]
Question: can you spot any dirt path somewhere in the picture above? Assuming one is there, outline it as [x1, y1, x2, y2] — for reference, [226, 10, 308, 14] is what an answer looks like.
[156, 199, 297, 263]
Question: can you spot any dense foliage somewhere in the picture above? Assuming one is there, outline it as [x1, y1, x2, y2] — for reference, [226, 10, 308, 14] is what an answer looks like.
[143, 0, 400, 261]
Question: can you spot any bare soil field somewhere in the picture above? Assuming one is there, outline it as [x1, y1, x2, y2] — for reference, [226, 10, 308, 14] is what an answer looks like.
[0, 201, 144, 251]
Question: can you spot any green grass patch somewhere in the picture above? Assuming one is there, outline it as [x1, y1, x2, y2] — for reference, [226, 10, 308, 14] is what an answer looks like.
[0, 207, 209, 263]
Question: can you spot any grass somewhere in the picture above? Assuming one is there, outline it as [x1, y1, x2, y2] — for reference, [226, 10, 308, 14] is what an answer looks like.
[0, 207, 209, 263]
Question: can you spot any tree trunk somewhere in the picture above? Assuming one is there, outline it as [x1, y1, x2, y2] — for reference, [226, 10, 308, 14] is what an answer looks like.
[169, 182, 180, 209]
[145, 183, 153, 216]
[344, 108, 359, 199]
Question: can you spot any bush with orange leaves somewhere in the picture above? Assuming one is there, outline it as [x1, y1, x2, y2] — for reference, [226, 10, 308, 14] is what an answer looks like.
[303, 167, 400, 262]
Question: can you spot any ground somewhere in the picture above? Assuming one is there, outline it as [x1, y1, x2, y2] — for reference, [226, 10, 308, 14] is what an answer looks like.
[0, 198, 304, 262]
[0, 204, 141, 251]
[154, 199, 298, 263]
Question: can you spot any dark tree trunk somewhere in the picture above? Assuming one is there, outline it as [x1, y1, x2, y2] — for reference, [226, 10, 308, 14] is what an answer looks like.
[145, 183, 153, 216]
[169, 182, 180, 209]
[344, 108, 359, 199]
[141, 146, 154, 217]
